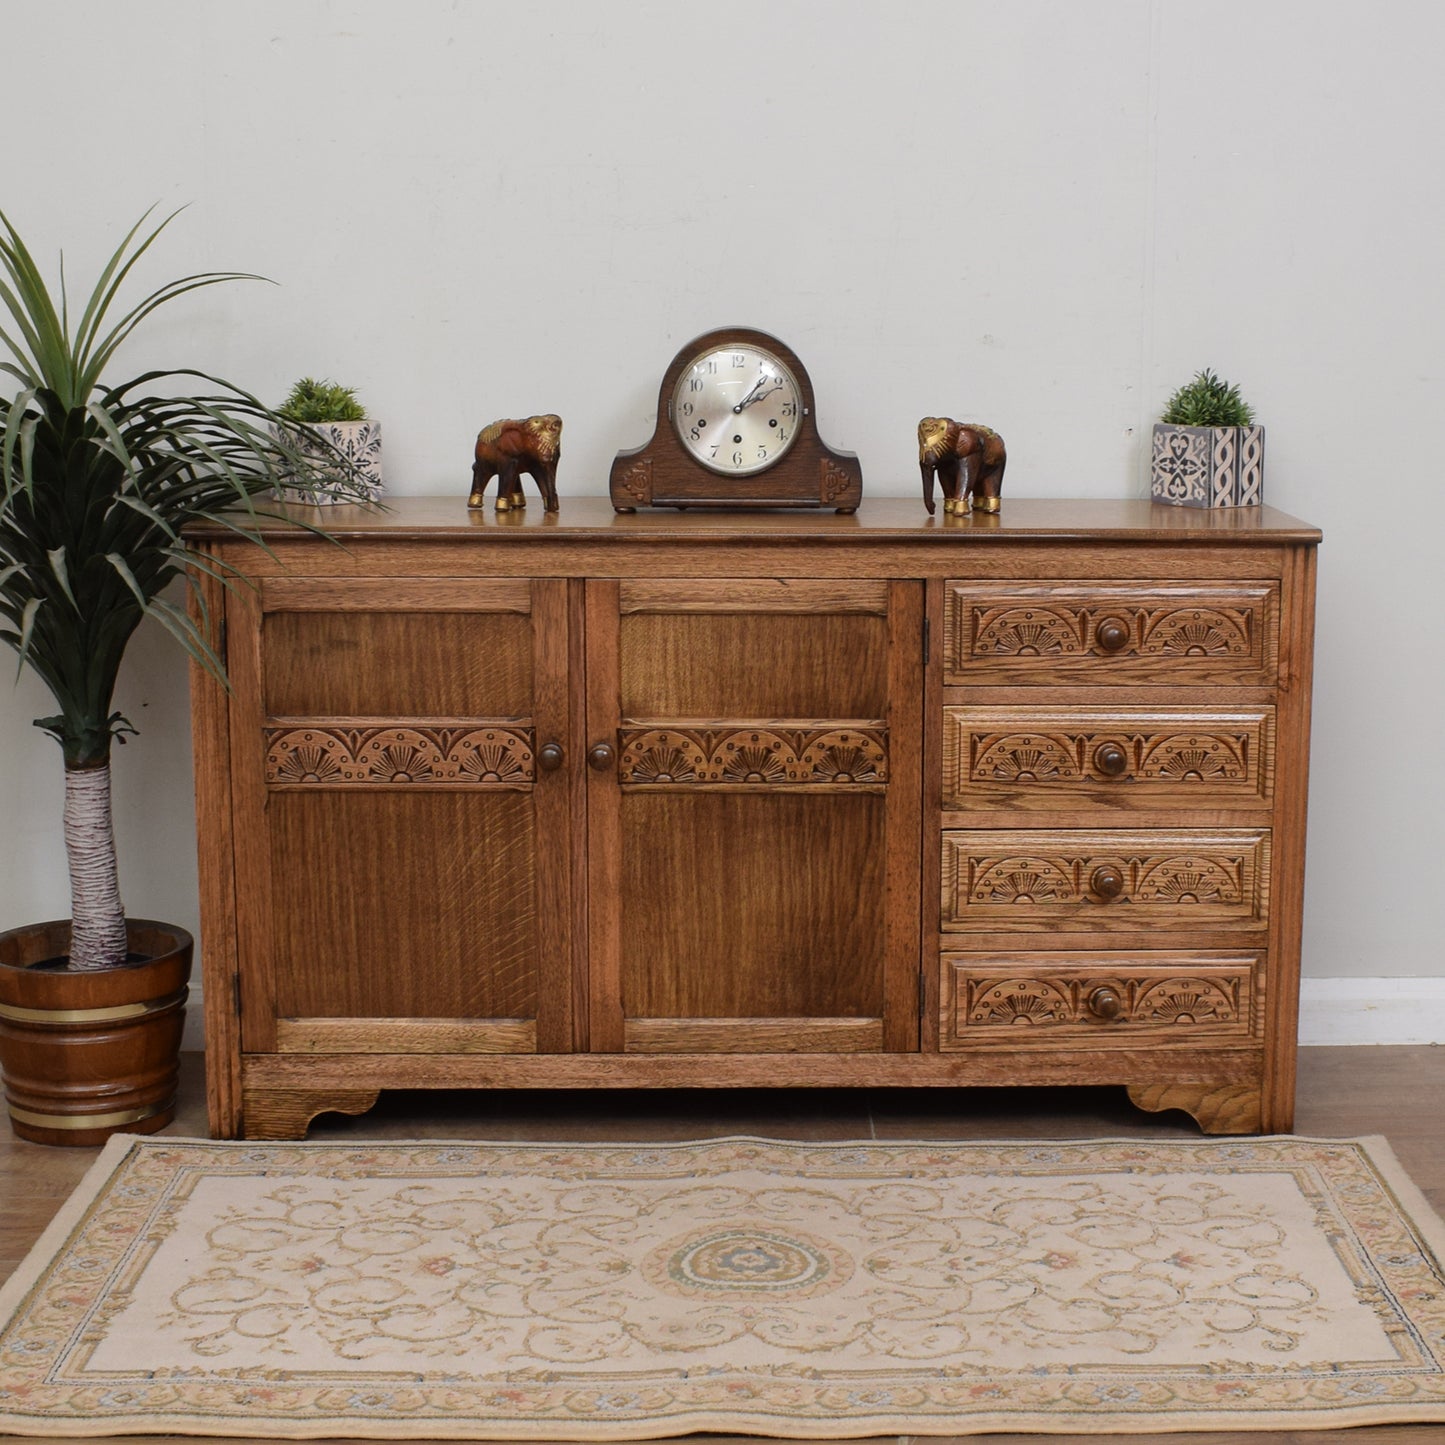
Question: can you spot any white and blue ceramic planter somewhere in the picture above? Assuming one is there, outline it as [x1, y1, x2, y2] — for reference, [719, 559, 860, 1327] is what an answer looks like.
[276, 419, 384, 504]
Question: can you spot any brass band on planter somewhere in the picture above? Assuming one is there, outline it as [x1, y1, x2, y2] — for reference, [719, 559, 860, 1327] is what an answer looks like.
[0, 988, 187, 1025]
[6, 1102, 166, 1130]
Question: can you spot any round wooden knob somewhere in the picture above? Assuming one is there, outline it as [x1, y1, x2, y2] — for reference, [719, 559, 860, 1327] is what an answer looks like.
[587, 741, 616, 772]
[1088, 986, 1123, 1021]
[1094, 742, 1129, 777]
[1095, 617, 1130, 653]
[537, 742, 564, 772]
[1090, 865, 1125, 900]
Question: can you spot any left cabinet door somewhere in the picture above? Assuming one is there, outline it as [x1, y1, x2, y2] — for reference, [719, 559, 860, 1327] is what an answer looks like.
[225, 576, 575, 1063]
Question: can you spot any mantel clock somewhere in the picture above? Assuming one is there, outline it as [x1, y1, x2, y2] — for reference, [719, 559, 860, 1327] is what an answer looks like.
[609, 327, 862, 511]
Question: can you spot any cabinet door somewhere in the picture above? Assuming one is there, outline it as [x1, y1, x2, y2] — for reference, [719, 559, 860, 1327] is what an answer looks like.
[226, 577, 574, 1056]
[585, 579, 923, 1054]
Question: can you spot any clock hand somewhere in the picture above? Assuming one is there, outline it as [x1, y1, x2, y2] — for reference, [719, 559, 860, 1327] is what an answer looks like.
[734, 377, 783, 412]
[732, 375, 767, 412]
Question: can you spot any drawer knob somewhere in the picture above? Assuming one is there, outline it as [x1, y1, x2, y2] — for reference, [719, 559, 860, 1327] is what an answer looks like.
[1088, 986, 1123, 1020]
[1095, 617, 1130, 652]
[1094, 741, 1130, 777]
[537, 742, 565, 772]
[1090, 864, 1125, 900]
[587, 741, 616, 772]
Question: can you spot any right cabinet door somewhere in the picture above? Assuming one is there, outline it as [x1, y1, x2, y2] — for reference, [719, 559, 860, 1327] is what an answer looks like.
[584, 578, 923, 1055]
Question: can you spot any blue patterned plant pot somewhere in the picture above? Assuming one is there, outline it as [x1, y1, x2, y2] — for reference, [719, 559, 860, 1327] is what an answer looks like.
[275, 419, 384, 505]
[1151, 423, 1264, 508]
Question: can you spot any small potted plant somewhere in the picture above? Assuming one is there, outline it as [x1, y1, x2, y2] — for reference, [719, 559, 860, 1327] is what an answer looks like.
[1151, 368, 1264, 508]
[275, 376, 383, 504]
[0, 207, 373, 1144]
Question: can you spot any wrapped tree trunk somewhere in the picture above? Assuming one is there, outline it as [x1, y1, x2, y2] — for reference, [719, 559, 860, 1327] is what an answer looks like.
[63, 761, 127, 971]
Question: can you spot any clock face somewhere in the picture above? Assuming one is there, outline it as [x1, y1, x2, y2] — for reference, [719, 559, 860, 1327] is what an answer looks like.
[671, 343, 804, 476]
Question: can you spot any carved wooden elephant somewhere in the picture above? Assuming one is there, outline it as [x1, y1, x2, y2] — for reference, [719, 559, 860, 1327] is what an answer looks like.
[468, 414, 562, 512]
[917, 417, 1006, 515]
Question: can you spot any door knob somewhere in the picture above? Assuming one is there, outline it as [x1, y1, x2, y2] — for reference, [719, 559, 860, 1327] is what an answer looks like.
[1090, 864, 1125, 900]
[537, 742, 564, 772]
[1088, 986, 1123, 1020]
[1094, 741, 1129, 777]
[587, 741, 616, 772]
[1095, 617, 1130, 653]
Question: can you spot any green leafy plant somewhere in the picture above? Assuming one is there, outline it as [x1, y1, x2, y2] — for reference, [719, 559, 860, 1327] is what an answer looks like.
[1160, 368, 1255, 428]
[278, 376, 366, 423]
[0, 207, 372, 970]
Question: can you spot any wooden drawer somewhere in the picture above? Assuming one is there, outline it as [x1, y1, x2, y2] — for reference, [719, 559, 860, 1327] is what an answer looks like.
[942, 706, 1273, 812]
[941, 828, 1270, 932]
[944, 581, 1278, 686]
[940, 952, 1263, 1048]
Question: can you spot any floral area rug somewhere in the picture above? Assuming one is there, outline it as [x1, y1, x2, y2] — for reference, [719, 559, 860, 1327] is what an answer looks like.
[1, 1134, 1443, 1437]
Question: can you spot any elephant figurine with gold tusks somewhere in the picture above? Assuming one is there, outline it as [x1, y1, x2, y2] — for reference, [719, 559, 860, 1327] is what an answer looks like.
[468, 414, 562, 512]
[917, 417, 1006, 515]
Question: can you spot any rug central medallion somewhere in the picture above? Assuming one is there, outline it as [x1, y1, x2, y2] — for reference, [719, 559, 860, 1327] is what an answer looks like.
[651, 1223, 850, 1297]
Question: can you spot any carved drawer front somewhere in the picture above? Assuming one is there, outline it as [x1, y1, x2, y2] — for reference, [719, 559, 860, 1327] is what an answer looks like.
[944, 581, 1278, 686]
[942, 706, 1274, 812]
[940, 828, 1270, 933]
[940, 953, 1263, 1049]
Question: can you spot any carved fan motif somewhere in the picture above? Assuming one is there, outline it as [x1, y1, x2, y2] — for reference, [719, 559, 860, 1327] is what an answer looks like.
[969, 980, 1073, 1025]
[266, 732, 351, 783]
[1135, 977, 1237, 1024]
[972, 734, 1078, 782]
[1140, 607, 1251, 658]
[719, 739, 797, 786]
[1134, 856, 1240, 905]
[450, 729, 534, 782]
[620, 730, 711, 783]
[972, 607, 1083, 658]
[970, 858, 1075, 904]
[798, 729, 888, 782]
[1141, 734, 1247, 782]
[354, 729, 447, 782]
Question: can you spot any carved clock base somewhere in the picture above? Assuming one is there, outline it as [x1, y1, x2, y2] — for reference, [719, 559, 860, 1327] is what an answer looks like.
[244, 1087, 381, 1140]
[1127, 1082, 1263, 1135]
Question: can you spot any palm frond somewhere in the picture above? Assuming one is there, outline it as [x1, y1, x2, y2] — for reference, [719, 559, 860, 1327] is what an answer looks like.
[0, 210, 378, 771]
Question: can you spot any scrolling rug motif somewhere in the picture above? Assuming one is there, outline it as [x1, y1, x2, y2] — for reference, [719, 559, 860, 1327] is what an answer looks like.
[2, 1135, 1444, 1438]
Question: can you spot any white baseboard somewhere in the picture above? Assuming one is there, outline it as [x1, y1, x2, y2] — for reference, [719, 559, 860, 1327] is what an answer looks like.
[1298, 977, 1445, 1046]
[182, 996, 208, 1053]
[181, 978, 1445, 1053]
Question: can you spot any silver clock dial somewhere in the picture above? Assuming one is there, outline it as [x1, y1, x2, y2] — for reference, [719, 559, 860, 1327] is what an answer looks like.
[672, 344, 803, 476]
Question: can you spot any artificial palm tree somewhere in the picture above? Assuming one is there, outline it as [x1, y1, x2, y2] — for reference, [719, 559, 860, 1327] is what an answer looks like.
[0, 207, 368, 970]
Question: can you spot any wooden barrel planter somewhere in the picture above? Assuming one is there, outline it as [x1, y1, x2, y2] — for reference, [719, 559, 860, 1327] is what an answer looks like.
[0, 919, 191, 1146]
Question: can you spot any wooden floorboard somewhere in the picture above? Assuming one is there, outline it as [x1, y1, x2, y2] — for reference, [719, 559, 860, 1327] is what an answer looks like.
[2, 1044, 1441, 1445]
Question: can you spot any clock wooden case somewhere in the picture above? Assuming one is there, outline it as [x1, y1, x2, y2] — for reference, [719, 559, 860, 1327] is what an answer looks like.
[187, 498, 1319, 1142]
[609, 328, 863, 511]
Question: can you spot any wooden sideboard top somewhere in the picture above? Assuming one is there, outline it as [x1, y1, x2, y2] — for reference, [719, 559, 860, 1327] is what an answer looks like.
[187, 496, 1321, 546]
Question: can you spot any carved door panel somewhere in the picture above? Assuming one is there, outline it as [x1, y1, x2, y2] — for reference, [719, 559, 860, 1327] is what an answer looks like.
[226, 577, 575, 1056]
[585, 579, 923, 1054]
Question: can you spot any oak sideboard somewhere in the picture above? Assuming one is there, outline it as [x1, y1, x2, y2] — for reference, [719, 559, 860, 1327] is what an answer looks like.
[187, 498, 1320, 1139]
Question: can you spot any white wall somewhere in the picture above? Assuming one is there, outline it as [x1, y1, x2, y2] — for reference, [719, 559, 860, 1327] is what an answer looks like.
[3, 2, 1442, 1019]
